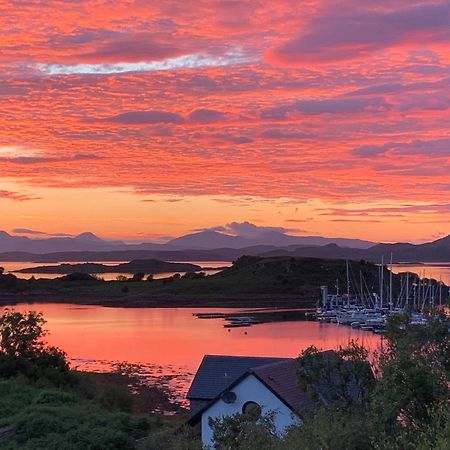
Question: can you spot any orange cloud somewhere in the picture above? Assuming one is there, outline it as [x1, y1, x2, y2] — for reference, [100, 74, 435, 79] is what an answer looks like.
[0, 0, 449, 241]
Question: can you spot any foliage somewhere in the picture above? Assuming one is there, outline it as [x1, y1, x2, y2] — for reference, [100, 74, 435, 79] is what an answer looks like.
[0, 376, 152, 450]
[209, 412, 279, 450]
[0, 310, 48, 358]
[60, 272, 99, 282]
[297, 341, 374, 407]
[280, 407, 374, 450]
[0, 310, 70, 383]
[137, 425, 202, 450]
[0, 272, 20, 291]
[371, 314, 449, 435]
[183, 271, 206, 279]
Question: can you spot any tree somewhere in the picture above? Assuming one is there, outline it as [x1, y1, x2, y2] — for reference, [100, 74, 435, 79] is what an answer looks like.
[371, 314, 449, 435]
[0, 310, 69, 380]
[281, 407, 374, 450]
[132, 272, 145, 282]
[297, 341, 374, 408]
[0, 310, 47, 358]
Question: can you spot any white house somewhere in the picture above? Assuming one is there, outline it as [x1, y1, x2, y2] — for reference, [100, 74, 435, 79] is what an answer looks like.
[186, 355, 316, 448]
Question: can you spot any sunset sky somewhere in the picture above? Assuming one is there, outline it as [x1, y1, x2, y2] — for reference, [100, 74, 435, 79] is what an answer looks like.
[1, 0, 449, 243]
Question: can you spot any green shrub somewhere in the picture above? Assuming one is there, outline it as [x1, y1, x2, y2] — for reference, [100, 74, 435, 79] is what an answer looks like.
[33, 389, 76, 405]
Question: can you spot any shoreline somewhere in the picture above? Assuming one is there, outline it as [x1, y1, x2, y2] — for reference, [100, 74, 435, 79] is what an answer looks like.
[77, 365, 189, 415]
[0, 292, 317, 309]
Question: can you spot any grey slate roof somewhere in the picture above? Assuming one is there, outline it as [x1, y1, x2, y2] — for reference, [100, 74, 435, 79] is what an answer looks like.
[252, 359, 316, 416]
[187, 355, 289, 400]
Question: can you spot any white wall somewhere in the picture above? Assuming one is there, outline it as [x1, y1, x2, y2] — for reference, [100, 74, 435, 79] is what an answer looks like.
[201, 374, 301, 448]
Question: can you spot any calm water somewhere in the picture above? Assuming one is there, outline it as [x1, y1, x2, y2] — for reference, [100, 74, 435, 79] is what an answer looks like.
[390, 263, 450, 285]
[1, 303, 381, 400]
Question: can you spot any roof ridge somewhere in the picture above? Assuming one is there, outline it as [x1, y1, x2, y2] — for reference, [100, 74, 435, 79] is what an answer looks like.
[250, 358, 295, 372]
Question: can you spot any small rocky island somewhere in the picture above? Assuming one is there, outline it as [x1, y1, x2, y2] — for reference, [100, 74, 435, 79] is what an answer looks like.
[14, 259, 202, 275]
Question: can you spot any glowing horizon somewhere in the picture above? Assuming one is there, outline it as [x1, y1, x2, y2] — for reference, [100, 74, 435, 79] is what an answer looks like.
[1, 1, 449, 244]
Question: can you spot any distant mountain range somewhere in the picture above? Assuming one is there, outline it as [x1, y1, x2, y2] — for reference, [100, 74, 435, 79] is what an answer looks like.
[166, 230, 374, 249]
[0, 229, 449, 264]
[0, 229, 374, 253]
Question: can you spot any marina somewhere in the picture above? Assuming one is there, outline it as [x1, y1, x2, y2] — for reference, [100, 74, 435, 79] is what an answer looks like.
[314, 259, 449, 335]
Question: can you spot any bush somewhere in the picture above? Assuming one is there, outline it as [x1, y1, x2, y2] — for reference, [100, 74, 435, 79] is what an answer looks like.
[0, 311, 70, 384]
[33, 389, 76, 405]
[138, 426, 201, 450]
[0, 376, 152, 450]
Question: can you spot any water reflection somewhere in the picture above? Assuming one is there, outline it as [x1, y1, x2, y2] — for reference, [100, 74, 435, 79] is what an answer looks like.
[390, 263, 450, 285]
[2, 303, 381, 372]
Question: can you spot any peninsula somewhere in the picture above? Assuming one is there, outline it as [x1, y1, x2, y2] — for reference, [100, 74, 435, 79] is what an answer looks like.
[1, 256, 446, 309]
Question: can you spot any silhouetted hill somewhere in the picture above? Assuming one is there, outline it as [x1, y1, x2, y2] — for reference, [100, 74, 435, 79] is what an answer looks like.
[362, 236, 450, 262]
[260, 235, 450, 262]
[3, 256, 446, 308]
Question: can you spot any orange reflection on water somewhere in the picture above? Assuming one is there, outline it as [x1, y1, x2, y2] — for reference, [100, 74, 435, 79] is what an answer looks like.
[3, 303, 381, 373]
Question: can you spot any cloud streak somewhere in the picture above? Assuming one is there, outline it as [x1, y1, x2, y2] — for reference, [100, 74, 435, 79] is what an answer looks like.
[35, 51, 257, 75]
[0, 190, 40, 201]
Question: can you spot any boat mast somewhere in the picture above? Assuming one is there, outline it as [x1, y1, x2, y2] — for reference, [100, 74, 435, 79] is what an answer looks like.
[418, 274, 422, 310]
[346, 260, 350, 306]
[389, 253, 393, 311]
[429, 278, 434, 309]
[380, 256, 384, 309]
[360, 270, 363, 305]
[406, 272, 410, 310]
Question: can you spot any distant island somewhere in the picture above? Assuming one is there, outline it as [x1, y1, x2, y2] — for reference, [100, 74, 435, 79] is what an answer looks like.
[13, 259, 202, 275]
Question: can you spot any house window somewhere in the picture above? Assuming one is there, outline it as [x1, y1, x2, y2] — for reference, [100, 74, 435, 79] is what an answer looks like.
[242, 401, 262, 420]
